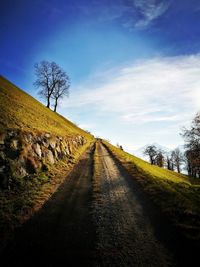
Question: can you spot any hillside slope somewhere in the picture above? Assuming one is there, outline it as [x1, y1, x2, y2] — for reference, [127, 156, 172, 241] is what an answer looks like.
[103, 141, 200, 240]
[0, 75, 92, 139]
[0, 76, 94, 244]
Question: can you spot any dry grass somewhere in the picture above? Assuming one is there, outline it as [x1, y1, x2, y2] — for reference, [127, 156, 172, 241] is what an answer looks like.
[103, 141, 200, 240]
[0, 75, 92, 140]
[0, 75, 94, 247]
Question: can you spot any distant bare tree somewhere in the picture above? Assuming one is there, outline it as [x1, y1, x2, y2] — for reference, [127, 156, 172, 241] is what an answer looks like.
[143, 145, 157, 165]
[171, 148, 183, 173]
[119, 145, 123, 151]
[155, 150, 165, 167]
[182, 113, 200, 177]
[166, 155, 171, 170]
[34, 61, 70, 111]
[166, 154, 175, 171]
[184, 149, 193, 176]
[116, 143, 123, 150]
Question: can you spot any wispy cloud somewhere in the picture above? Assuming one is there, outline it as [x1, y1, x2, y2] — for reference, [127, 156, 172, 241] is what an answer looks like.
[62, 54, 200, 128]
[134, 0, 171, 28]
[77, 0, 171, 30]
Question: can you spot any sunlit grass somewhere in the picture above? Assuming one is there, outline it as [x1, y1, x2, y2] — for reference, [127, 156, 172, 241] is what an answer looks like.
[0, 76, 92, 139]
[0, 75, 94, 245]
[104, 141, 200, 240]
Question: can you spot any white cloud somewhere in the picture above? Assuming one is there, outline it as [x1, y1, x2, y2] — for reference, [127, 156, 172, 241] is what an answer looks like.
[63, 54, 200, 123]
[61, 54, 200, 148]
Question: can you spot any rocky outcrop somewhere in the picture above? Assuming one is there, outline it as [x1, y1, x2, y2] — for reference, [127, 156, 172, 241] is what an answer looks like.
[0, 130, 87, 188]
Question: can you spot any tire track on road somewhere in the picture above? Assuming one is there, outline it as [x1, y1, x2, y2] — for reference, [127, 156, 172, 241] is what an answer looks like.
[93, 142, 174, 267]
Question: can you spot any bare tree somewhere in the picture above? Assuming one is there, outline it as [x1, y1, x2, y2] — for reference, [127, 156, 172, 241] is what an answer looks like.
[143, 145, 157, 165]
[182, 113, 200, 177]
[34, 61, 70, 110]
[166, 155, 171, 170]
[52, 75, 70, 112]
[184, 150, 193, 177]
[155, 150, 165, 167]
[171, 148, 183, 173]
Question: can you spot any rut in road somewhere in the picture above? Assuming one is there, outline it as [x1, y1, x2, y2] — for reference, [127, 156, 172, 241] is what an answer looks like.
[93, 142, 174, 267]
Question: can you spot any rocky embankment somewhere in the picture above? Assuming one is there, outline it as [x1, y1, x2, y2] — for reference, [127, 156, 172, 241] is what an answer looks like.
[0, 130, 87, 188]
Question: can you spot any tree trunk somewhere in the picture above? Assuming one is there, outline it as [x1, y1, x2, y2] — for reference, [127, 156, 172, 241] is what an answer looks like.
[47, 96, 50, 108]
[171, 163, 174, 171]
[177, 165, 180, 173]
[54, 98, 58, 112]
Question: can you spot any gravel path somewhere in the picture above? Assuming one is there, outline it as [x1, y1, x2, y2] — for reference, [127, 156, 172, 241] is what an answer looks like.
[93, 143, 174, 267]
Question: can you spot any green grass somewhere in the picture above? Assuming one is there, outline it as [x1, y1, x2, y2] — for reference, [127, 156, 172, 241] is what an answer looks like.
[103, 141, 200, 240]
[0, 75, 92, 139]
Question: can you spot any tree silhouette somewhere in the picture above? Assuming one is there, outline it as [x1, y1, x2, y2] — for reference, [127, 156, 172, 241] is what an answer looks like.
[52, 77, 70, 112]
[143, 145, 157, 165]
[34, 61, 70, 111]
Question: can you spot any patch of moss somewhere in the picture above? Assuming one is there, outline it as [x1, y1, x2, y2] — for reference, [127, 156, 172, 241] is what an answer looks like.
[37, 173, 49, 184]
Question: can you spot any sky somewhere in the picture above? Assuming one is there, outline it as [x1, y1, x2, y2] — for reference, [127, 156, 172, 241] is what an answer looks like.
[1, 0, 200, 152]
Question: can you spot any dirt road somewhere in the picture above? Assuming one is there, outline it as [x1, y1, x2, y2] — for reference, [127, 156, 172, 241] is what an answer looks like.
[93, 142, 174, 267]
[1, 141, 186, 266]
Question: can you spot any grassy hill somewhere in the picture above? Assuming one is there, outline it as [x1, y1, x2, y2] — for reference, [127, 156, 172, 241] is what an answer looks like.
[0, 75, 92, 139]
[0, 75, 94, 243]
[103, 141, 200, 240]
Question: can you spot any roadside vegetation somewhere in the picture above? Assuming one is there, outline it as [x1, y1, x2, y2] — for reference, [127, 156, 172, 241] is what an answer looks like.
[103, 141, 200, 240]
[0, 140, 92, 249]
[142, 113, 200, 178]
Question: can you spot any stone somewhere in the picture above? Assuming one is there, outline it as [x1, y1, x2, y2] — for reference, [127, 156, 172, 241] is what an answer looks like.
[46, 150, 54, 165]
[55, 145, 61, 153]
[65, 146, 70, 156]
[0, 133, 6, 144]
[42, 139, 49, 147]
[49, 139, 56, 149]
[45, 133, 51, 138]
[52, 150, 58, 159]
[0, 129, 89, 189]
[18, 166, 28, 177]
[60, 141, 67, 152]
[33, 143, 42, 158]
[8, 131, 15, 138]
[10, 139, 19, 150]
[24, 133, 33, 143]
[0, 151, 5, 160]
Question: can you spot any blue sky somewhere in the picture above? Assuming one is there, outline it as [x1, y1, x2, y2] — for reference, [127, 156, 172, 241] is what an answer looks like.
[1, 0, 200, 151]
